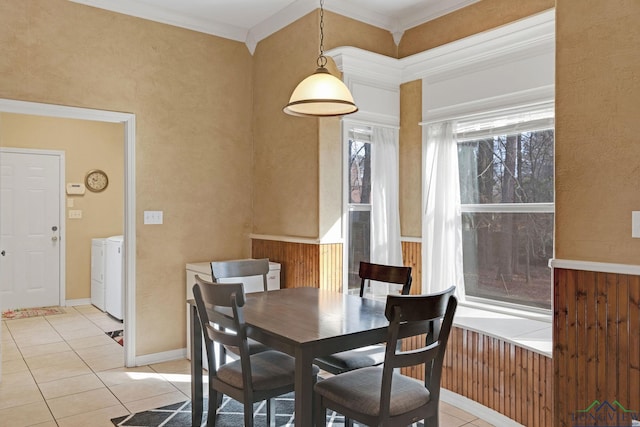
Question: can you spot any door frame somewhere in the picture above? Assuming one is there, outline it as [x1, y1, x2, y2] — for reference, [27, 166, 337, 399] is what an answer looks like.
[0, 99, 137, 367]
[0, 147, 66, 308]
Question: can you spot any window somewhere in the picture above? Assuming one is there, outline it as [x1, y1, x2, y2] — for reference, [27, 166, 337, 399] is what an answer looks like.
[346, 126, 372, 294]
[456, 107, 554, 310]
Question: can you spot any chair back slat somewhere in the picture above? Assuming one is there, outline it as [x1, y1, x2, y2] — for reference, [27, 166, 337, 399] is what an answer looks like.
[384, 343, 439, 369]
[211, 258, 270, 292]
[358, 261, 412, 297]
[192, 275, 250, 373]
[384, 286, 455, 322]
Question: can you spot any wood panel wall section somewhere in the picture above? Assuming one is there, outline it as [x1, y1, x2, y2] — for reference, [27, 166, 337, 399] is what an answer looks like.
[251, 238, 342, 291]
[554, 268, 640, 427]
[402, 328, 552, 426]
[402, 240, 422, 294]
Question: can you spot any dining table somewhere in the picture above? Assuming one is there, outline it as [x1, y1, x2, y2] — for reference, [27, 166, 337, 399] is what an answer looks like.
[189, 286, 390, 427]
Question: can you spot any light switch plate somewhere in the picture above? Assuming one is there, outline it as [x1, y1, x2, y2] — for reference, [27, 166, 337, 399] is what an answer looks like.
[68, 210, 82, 219]
[144, 210, 163, 225]
[633, 211, 640, 238]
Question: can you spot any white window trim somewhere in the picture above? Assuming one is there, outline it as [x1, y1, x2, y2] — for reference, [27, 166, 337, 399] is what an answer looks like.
[461, 202, 554, 213]
[462, 296, 552, 322]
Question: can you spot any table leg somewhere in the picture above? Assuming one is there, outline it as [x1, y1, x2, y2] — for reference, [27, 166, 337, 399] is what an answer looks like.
[294, 347, 315, 427]
[190, 304, 203, 427]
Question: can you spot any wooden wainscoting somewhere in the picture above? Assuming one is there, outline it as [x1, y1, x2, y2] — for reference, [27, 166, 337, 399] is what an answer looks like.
[251, 238, 342, 291]
[554, 267, 640, 427]
[402, 328, 553, 426]
[402, 240, 422, 294]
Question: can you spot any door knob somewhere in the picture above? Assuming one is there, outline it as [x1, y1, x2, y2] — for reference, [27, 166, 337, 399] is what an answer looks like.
[51, 236, 58, 241]
[1, 250, 5, 256]
[52, 226, 58, 231]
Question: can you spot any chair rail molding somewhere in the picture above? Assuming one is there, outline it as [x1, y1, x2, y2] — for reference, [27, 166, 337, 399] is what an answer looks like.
[549, 258, 640, 276]
[249, 233, 343, 245]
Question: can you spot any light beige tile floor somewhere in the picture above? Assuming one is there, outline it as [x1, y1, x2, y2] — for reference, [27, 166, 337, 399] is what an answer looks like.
[1, 305, 493, 427]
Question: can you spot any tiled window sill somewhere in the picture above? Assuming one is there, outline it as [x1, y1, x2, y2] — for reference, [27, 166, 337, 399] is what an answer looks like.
[453, 303, 552, 357]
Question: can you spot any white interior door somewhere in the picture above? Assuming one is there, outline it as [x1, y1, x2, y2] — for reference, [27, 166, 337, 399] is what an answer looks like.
[0, 150, 62, 310]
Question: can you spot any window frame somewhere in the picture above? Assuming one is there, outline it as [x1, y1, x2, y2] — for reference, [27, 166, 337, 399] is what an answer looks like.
[342, 122, 374, 294]
[455, 116, 555, 315]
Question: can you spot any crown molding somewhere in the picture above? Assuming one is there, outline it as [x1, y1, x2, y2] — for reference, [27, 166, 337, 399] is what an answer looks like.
[246, 0, 317, 52]
[69, 0, 248, 42]
[397, 0, 481, 31]
[400, 9, 555, 83]
[326, 46, 403, 86]
[68, 0, 486, 54]
[322, 10, 555, 86]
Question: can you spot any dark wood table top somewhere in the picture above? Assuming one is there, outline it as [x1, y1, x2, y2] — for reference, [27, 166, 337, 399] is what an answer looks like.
[242, 287, 389, 348]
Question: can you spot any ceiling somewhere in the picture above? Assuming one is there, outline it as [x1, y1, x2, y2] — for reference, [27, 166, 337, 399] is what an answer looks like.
[68, 0, 480, 52]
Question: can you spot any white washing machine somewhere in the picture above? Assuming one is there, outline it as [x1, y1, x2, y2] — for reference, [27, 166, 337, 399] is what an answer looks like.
[90, 238, 107, 311]
[105, 235, 124, 320]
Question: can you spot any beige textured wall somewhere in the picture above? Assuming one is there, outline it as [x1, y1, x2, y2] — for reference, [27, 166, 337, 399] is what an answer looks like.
[0, 113, 124, 300]
[0, 0, 253, 355]
[252, 10, 396, 239]
[324, 11, 397, 58]
[252, 12, 320, 238]
[399, 0, 555, 57]
[399, 81, 423, 238]
[555, 0, 640, 264]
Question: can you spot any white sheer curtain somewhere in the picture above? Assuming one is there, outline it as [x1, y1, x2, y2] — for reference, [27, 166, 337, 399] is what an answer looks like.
[422, 121, 465, 299]
[370, 126, 402, 268]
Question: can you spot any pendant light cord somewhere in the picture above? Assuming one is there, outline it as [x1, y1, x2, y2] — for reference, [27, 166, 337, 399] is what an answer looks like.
[317, 0, 327, 68]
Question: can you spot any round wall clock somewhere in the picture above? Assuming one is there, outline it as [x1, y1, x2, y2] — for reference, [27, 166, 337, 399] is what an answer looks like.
[85, 169, 109, 192]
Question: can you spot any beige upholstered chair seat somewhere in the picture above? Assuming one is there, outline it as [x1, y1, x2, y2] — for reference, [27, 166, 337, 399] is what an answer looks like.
[315, 366, 431, 417]
[217, 350, 317, 391]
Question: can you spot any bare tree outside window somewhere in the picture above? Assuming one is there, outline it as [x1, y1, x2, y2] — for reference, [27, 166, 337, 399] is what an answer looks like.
[349, 141, 371, 204]
[347, 138, 371, 293]
[458, 129, 554, 309]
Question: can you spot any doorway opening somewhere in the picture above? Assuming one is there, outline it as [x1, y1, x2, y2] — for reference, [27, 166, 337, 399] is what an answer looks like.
[0, 99, 136, 367]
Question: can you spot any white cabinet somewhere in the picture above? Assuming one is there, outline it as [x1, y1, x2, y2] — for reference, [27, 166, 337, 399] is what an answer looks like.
[105, 235, 124, 320]
[185, 260, 281, 366]
[90, 238, 107, 311]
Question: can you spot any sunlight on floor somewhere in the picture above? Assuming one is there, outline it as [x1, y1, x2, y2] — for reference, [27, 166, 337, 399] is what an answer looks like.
[1, 304, 491, 427]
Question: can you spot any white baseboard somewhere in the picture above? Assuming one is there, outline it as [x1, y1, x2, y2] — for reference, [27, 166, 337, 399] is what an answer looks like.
[441, 388, 524, 426]
[65, 298, 91, 307]
[135, 348, 187, 367]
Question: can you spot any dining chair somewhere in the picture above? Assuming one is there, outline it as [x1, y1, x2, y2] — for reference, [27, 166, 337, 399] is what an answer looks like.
[210, 258, 270, 292]
[314, 286, 457, 427]
[313, 261, 412, 374]
[210, 259, 271, 358]
[193, 278, 319, 427]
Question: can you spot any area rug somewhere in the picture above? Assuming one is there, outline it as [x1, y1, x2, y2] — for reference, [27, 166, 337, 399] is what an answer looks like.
[106, 330, 124, 346]
[111, 393, 425, 426]
[1, 306, 65, 320]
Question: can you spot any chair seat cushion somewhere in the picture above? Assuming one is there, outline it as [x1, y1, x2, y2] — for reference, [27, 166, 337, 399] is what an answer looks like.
[315, 344, 386, 372]
[314, 367, 431, 417]
[217, 350, 318, 391]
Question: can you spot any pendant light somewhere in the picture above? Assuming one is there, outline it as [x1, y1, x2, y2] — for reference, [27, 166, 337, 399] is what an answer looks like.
[283, 0, 358, 117]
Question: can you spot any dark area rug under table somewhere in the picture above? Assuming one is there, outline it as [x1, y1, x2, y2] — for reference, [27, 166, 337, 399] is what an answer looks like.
[111, 392, 426, 426]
